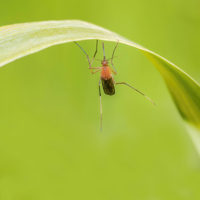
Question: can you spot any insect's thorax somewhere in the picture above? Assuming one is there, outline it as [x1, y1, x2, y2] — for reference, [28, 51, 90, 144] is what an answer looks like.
[101, 66, 112, 80]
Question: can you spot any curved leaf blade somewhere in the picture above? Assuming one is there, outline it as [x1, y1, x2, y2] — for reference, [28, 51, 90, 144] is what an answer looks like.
[142, 51, 200, 128]
[0, 20, 200, 153]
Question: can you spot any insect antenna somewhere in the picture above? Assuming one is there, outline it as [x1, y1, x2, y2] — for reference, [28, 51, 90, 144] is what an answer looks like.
[107, 55, 122, 60]
[102, 42, 106, 60]
[88, 58, 102, 61]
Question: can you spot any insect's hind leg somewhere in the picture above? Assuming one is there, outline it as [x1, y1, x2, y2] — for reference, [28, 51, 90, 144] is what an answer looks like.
[74, 40, 98, 74]
[115, 82, 156, 105]
[99, 79, 102, 131]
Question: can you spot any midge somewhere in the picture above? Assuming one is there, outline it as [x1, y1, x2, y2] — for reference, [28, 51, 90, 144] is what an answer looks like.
[74, 40, 155, 131]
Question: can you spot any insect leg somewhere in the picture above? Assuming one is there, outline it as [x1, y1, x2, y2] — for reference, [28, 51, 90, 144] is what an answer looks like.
[74, 40, 98, 74]
[115, 82, 156, 105]
[74, 41, 91, 67]
[90, 40, 98, 67]
[110, 41, 119, 74]
[99, 79, 102, 131]
[110, 68, 117, 75]
[91, 68, 101, 74]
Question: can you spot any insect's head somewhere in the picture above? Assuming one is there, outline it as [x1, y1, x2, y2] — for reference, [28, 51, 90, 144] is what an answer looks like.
[101, 59, 108, 66]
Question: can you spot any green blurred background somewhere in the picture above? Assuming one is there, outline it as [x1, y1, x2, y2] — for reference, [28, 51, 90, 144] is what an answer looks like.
[0, 0, 200, 199]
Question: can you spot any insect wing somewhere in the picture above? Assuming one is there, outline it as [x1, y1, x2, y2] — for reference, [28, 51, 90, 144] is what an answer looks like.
[102, 78, 115, 95]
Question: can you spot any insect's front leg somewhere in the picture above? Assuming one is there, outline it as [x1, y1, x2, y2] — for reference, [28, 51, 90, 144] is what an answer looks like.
[74, 40, 98, 74]
[90, 40, 98, 68]
[110, 41, 119, 74]
[110, 68, 117, 75]
[89, 40, 98, 73]
[90, 67, 101, 74]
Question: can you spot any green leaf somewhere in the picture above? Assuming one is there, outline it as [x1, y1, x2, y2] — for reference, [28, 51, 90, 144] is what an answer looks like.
[0, 20, 200, 153]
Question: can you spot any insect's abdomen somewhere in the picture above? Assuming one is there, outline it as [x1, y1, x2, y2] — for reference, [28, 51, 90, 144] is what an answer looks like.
[102, 78, 115, 96]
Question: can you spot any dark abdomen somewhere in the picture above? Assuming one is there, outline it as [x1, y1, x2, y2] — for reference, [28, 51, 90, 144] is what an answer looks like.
[101, 78, 115, 96]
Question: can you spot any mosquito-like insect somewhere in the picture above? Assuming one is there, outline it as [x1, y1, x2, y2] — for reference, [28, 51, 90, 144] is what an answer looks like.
[74, 40, 155, 131]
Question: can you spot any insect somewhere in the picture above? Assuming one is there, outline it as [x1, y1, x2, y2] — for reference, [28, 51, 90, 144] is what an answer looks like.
[74, 40, 155, 131]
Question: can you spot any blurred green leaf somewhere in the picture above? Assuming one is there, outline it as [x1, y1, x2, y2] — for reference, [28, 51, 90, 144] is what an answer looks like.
[0, 20, 200, 153]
